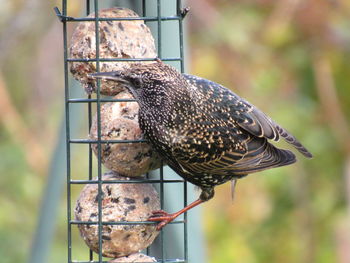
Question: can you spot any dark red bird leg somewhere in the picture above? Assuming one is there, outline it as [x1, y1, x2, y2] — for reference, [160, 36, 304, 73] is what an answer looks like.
[148, 198, 204, 230]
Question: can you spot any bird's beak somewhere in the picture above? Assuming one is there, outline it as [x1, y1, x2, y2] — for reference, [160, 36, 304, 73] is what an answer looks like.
[88, 71, 139, 99]
[88, 71, 130, 85]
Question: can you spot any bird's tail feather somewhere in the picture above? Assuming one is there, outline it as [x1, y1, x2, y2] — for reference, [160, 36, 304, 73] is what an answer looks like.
[275, 125, 313, 158]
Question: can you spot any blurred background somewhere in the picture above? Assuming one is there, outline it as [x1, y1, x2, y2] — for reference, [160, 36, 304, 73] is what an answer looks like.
[1, 0, 350, 262]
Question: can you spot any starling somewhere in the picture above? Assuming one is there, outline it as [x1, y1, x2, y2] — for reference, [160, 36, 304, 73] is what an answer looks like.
[90, 60, 312, 230]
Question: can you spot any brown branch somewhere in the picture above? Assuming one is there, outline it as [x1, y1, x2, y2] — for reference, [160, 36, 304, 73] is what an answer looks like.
[266, 0, 301, 29]
[313, 51, 350, 263]
[259, 0, 302, 42]
[312, 51, 350, 153]
[0, 71, 47, 175]
[335, 213, 350, 263]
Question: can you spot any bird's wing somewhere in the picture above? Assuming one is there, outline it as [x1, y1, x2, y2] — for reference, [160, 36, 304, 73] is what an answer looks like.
[165, 133, 296, 179]
[184, 74, 312, 158]
[163, 118, 296, 178]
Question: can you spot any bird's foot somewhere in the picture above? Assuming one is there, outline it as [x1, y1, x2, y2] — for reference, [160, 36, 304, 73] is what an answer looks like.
[148, 210, 178, 231]
[148, 199, 205, 230]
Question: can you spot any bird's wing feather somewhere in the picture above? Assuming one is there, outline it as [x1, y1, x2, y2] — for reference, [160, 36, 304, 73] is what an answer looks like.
[159, 115, 296, 178]
[167, 135, 296, 178]
[183, 74, 312, 158]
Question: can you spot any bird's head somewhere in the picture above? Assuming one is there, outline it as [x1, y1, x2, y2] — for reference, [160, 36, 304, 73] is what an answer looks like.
[89, 60, 187, 105]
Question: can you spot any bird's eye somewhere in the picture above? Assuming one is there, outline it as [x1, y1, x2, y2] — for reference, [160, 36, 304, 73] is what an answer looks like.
[128, 75, 142, 87]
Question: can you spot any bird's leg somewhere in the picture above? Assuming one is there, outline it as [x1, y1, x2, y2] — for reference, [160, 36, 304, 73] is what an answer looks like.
[148, 199, 204, 231]
[148, 188, 214, 231]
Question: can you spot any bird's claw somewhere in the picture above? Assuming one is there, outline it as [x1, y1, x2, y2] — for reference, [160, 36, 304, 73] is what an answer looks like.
[148, 210, 176, 231]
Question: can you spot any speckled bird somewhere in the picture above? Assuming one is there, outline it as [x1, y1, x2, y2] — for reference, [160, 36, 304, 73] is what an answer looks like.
[91, 60, 312, 230]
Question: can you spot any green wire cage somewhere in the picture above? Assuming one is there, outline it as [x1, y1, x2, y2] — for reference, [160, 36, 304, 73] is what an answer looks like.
[52, 0, 200, 262]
